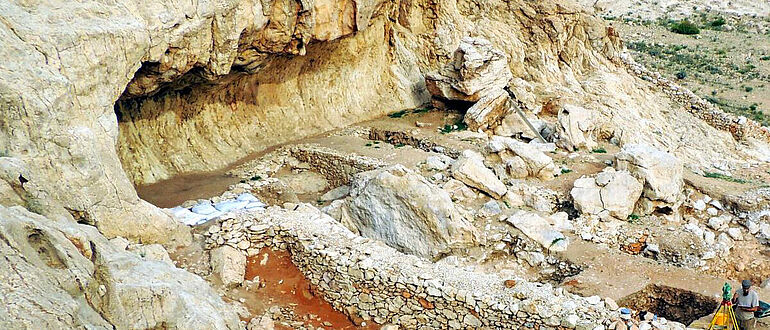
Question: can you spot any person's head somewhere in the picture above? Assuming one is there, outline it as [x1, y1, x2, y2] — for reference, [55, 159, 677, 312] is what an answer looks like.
[742, 279, 752, 295]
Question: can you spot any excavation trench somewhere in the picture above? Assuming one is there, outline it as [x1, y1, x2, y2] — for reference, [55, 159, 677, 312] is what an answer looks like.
[618, 284, 719, 325]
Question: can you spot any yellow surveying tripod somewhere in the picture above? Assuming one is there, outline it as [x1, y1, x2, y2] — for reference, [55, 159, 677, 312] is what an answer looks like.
[709, 283, 740, 330]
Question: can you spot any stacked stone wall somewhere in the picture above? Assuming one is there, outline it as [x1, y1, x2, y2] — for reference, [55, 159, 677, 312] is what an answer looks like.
[204, 206, 615, 329]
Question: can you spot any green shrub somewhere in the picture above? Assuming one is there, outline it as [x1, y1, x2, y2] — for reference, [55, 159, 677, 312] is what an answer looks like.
[591, 147, 607, 154]
[709, 17, 726, 27]
[704, 172, 747, 184]
[745, 86, 754, 93]
[671, 20, 700, 35]
[439, 119, 467, 134]
[388, 110, 408, 118]
[761, 56, 770, 61]
[675, 71, 687, 79]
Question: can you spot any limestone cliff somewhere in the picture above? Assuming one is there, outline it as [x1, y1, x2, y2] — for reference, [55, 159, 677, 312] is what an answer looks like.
[0, 0, 618, 244]
[1, 0, 766, 248]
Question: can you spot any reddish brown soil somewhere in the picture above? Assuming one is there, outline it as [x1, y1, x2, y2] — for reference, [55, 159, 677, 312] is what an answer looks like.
[245, 248, 377, 329]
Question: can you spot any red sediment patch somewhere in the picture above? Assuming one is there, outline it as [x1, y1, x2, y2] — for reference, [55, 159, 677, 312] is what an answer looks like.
[245, 248, 378, 329]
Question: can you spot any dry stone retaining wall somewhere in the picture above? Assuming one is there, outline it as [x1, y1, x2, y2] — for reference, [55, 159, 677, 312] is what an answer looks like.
[620, 52, 770, 143]
[204, 205, 616, 329]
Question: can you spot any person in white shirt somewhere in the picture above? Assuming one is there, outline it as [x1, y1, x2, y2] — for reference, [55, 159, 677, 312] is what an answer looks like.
[733, 279, 760, 330]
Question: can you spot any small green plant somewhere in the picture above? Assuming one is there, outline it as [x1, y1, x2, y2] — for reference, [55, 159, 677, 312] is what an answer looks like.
[549, 237, 566, 251]
[675, 71, 687, 80]
[561, 168, 573, 174]
[394, 143, 406, 149]
[760, 56, 770, 61]
[670, 20, 700, 35]
[388, 110, 409, 118]
[709, 17, 726, 27]
[250, 175, 262, 181]
[704, 172, 748, 184]
[365, 142, 373, 147]
[503, 200, 511, 209]
[439, 119, 467, 134]
[745, 86, 754, 93]
[628, 214, 640, 221]
[412, 107, 431, 114]
[591, 147, 607, 154]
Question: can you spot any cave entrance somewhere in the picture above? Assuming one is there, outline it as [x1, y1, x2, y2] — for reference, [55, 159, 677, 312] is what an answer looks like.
[618, 284, 719, 325]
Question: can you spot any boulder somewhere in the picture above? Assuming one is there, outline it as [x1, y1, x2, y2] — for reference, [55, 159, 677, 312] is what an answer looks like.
[570, 168, 643, 219]
[347, 165, 478, 260]
[506, 211, 569, 252]
[494, 112, 549, 140]
[320, 185, 350, 202]
[615, 144, 683, 204]
[451, 150, 508, 199]
[210, 246, 247, 288]
[425, 37, 513, 102]
[555, 104, 597, 151]
[442, 179, 477, 202]
[0, 205, 240, 329]
[491, 136, 557, 180]
[464, 88, 511, 132]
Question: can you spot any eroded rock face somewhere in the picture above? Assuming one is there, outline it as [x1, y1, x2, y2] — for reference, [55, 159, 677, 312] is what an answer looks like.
[0, 0, 627, 247]
[0, 205, 240, 329]
[347, 165, 478, 260]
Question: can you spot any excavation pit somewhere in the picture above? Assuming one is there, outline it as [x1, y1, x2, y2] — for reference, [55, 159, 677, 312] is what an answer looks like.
[618, 284, 718, 325]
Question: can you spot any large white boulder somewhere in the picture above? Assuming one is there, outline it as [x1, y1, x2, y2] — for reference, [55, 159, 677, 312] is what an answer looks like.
[506, 211, 569, 252]
[490, 136, 557, 180]
[347, 165, 478, 260]
[210, 246, 247, 288]
[570, 168, 643, 219]
[425, 37, 513, 102]
[451, 150, 508, 199]
[555, 104, 597, 151]
[615, 144, 683, 204]
[464, 88, 511, 132]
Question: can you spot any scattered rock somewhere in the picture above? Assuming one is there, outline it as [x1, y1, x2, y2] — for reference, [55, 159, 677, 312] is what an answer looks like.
[247, 313, 275, 330]
[451, 150, 507, 199]
[491, 136, 558, 180]
[425, 156, 449, 171]
[443, 179, 477, 202]
[210, 246, 247, 288]
[320, 185, 350, 202]
[506, 211, 569, 252]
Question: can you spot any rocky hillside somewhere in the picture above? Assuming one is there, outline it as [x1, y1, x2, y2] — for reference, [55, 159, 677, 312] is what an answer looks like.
[2, 0, 770, 329]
